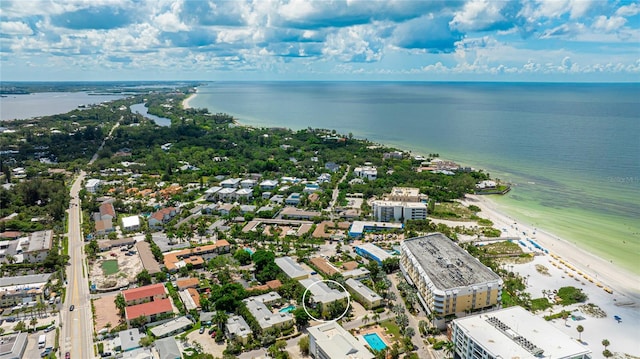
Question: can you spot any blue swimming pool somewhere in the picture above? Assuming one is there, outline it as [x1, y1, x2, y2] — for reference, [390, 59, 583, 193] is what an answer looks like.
[363, 333, 387, 351]
[279, 305, 296, 313]
[244, 248, 254, 255]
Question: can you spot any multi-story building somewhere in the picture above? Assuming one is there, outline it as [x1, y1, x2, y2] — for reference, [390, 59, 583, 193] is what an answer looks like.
[0, 273, 51, 308]
[354, 243, 394, 265]
[353, 166, 377, 180]
[345, 278, 382, 309]
[274, 256, 311, 280]
[400, 233, 502, 326]
[225, 315, 252, 344]
[163, 240, 230, 272]
[122, 283, 167, 306]
[451, 306, 592, 359]
[24, 230, 53, 263]
[307, 321, 374, 359]
[242, 297, 294, 332]
[371, 200, 427, 222]
[299, 278, 349, 317]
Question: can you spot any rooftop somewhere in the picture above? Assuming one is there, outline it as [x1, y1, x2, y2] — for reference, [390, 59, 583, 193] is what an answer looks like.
[27, 230, 53, 252]
[149, 316, 193, 338]
[349, 221, 403, 236]
[122, 283, 166, 303]
[118, 329, 144, 351]
[453, 306, 591, 359]
[122, 215, 140, 228]
[125, 298, 173, 320]
[155, 337, 181, 359]
[274, 256, 310, 279]
[307, 321, 374, 359]
[402, 233, 501, 290]
[226, 315, 252, 338]
[346, 278, 382, 302]
[310, 257, 340, 276]
[0, 273, 52, 288]
[354, 242, 394, 262]
[242, 297, 293, 329]
[299, 278, 349, 304]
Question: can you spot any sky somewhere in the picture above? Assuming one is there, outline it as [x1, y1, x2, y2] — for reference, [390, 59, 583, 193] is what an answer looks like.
[1, 0, 639, 82]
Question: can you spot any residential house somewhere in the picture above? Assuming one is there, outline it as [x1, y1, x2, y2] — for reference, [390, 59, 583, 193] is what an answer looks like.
[217, 187, 237, 202]
[308, 321, 373, 359]
[285, 192, 301, 206]
[299, 278, 349, 316]
[148, 207, 179, 230]
[274, 256, 311, 280]
[353, 165, 377, 180]
[99, 203, 116, 221]
[154, 337, 182, 359]
[85, 178, 101, 193]
[325, 162, 340, 172]
[125, 298, 173, 325]
[163, 241, 231, 272]
[235, 188, 253, 201]
[259, 180, 278, 191]
[220, 178, 241, 188]
[240, 179, 257, 189]
[226, 315, 252, 344]
[121, 216, 141, 232]
[122, 283, 167, 306]
[242, 297, 294, 331]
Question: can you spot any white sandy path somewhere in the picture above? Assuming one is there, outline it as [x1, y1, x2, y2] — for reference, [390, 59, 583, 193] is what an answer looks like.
[461, 194, 640, 303]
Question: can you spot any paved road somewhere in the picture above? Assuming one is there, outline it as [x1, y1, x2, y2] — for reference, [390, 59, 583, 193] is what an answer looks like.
[61, 120, 120, 358]
[62, 170, 94, 359]
[327, 165, 350, 220]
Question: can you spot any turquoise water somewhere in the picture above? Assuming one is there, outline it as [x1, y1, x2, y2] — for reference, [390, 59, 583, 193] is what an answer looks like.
[189, 82, 640, 273]
[279, 305, 296, 313]
[244, 248, 254, 256]
[363, 333, 388, 351]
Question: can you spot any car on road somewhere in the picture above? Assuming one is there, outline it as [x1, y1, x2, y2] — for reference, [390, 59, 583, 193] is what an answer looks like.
[69, 305, 75, 311]
[100, 352, 112, 357]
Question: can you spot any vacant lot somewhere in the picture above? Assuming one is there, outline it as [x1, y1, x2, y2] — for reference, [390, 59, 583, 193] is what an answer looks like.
[101, 260, 119, 275]
[94, 294, 121, 332]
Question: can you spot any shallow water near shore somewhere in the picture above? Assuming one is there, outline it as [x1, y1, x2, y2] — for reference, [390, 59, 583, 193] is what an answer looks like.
[189, 81, 640, 274]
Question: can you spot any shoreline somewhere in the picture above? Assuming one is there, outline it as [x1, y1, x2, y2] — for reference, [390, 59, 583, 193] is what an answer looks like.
[463, 194, 640, 303]
[182, 92, 197, 109]
[181, 87, 639, 302]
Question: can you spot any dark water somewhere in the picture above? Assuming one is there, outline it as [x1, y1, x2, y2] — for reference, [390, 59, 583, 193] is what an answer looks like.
[189, 82, 640, 272]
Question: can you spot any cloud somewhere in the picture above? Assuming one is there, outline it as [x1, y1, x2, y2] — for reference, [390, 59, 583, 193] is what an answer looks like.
[0, 21, 34, 35]
[615, 3, 640, 17]
[393, 15, 463, 52]
[322, 24, 386, 62]
[449, 0, 513, 32]
[50, 5, 136, 30]
[592, 15, 628, 33]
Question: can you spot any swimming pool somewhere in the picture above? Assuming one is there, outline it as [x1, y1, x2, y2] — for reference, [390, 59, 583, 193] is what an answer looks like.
[279, 305, 296, 313]
[363, 333, 387, 351]
[244, 248, 254, 255]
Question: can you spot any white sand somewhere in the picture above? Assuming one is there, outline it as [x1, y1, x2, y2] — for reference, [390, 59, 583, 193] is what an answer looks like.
[458, 194, 640, 357]
[182, 92, 197, 109]
[461, 194, 640, 302]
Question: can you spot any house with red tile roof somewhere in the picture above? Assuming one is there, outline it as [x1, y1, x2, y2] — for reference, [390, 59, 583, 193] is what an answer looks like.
[148, 207, 179, 230]
[163, 240, 230, 272]
[176, 278, 199, 290]
[125, 297, 173, 324]
[122, 283, 167, 306]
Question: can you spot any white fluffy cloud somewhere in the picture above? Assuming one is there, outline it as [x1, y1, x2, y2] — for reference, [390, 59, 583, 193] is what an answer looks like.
[0, 21, 33, 35]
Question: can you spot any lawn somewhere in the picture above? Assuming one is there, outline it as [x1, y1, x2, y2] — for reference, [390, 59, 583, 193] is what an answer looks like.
[101, 260, 119, 275]
[379, 319, 401, 340]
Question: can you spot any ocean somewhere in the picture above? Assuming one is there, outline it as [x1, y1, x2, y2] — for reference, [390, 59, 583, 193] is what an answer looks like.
[188, 82, 640, 274]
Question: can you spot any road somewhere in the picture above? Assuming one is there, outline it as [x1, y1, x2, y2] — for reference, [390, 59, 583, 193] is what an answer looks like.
[61, 120, 120, 358]
[62, 170, 94, 359]
[327, 165, 350, 220]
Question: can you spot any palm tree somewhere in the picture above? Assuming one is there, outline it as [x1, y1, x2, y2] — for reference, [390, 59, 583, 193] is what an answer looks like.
[213, 311, 228, 331]
[372, 312, 381, 324]
[576, 325, 584, 341]
[602, 339, 610, 350]
[362, 314, 370, 326]
[444, 341, 455, 359]
[30, 317, 38, 331]
[562, 312, 569, 326]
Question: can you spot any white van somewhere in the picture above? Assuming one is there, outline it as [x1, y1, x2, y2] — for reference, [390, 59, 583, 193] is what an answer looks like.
[38, 334, 46, 348]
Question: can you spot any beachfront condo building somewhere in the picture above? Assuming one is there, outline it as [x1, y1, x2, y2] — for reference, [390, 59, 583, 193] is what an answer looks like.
[451, 306, 592, 359]
[371, 187, 428, 222]
[400, 233, 502, 325]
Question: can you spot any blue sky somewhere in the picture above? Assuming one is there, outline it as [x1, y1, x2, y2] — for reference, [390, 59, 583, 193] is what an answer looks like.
[1, 0, 639, 81]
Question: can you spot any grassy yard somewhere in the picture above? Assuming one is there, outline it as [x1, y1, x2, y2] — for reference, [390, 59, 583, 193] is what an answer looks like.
[431, 202, 476, 221]
[101, 260, 119, 275]
[379, 319, 401, 341]
[482, 241, 523, 256]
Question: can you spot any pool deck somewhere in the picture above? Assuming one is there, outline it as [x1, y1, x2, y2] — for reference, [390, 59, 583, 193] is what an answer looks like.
[355, 325, 392, 350]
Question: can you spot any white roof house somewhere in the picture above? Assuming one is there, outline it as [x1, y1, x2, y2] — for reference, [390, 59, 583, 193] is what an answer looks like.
[274, 257, 311, 280]
[85, 178, 102, 193]
[308, 321, 374, 359]
[242, 297, 294, 331]
[220, 178, 242, 188]
[226, 315, 252, 343]
[121, 216, 141, 231]
[299, 278, 349, 305]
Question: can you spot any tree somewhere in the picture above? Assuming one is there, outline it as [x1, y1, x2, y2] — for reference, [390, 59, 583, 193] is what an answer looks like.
[136, 269, 152, 286]
[213, 311, 229, 331]
[30, 317, 38, 331]
[603, 349, 613, 358]
[293, 307, 310, 328]
[404, 326, 415, 338]
[14, 321, 27, 332]
[602, 339, 610, 350]
[114, 293, 126, 316]
[233, 249, 252, 265]
[444, 341, 455, 359]
[382, 257, 400, 273]
[576, 325, 584, 341]
[562, 312, 569, 326]
[298, 335, 310, 356]
[362, 314, 370, 326]
[139, 335, 154, 347]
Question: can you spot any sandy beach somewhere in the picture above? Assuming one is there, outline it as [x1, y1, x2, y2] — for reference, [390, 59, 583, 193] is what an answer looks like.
[462, 194, 640, 302]
[182, 92, 196, 109]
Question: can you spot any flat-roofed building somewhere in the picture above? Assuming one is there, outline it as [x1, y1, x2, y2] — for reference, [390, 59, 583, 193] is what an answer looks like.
[0, 274, 51, 308]
[24, 230, 53, 262]
[354, 243, 393, 264]
[345, 278, 382, 309]
[341, 268, 370, 281]
[154, 337, 181, 359]
[122, 216, 141, 231]
[353, 166, 377, 180]
[348, 221, 403, 239]
[117, 329, 144, 352]
[451, 306, 591, 359]
[0, 332, 28, 359]
[135, 241, 161, 275]
[225, 315, 252, 344]
[274, 256, 311, 280]
[371, 200, 427, 222]
[387, 187, 422, 202]
[299, 278, 349, 316]
[248, 291, 282, 306]
[281, 206, 321, 220]
[149, 316, 192, 338]
[242, 297, 294, 331]
[400, 233, 502, 325]
[308, 321, 374, 359]
[85, 178, 101, 193]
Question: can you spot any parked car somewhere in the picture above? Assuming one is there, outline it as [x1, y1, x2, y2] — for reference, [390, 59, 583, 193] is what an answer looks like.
[210, 332, 216, 338]
[208, 328, 215, 335]
[199, 327, 205, 334]
[100, 352, 112, 357]
[44, 326, 55, 332]
[69, 305, 75, 311]
[65, 352, 71, 359]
